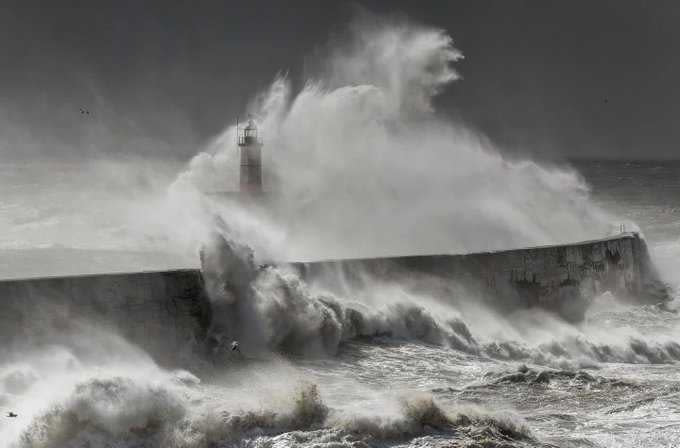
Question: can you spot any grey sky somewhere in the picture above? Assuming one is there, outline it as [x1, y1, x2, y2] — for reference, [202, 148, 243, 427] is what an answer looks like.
[1, 0, 679, 161]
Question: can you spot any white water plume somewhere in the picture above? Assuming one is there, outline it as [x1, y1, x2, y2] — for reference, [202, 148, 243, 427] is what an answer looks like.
[174, 14, 613, 261]
[200, 230, 479, 357]
[199, 226, 680, 372]
[0, 307, 534, 448]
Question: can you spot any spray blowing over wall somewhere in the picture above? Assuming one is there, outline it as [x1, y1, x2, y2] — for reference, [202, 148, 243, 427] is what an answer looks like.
[173, 15, 615, 262]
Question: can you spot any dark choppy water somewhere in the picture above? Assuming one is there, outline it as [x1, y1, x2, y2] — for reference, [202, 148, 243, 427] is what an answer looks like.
[572, 159, 680, 292]
[2, 159, 680, 447]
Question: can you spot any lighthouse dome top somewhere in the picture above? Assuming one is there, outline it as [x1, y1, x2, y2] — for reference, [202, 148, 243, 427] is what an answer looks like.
[244, 118, 257, 130]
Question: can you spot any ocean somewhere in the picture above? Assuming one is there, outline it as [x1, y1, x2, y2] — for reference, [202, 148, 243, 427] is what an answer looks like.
[1, 158, 680, 448]
[573, 159, 680, 292]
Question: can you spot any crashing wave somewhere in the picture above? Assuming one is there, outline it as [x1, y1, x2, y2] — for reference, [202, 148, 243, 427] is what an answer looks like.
[173, 13, 612, 261]
[14, 372, 539, 448]
[200, 227, 680, 371]
[201, 230, 478, 357]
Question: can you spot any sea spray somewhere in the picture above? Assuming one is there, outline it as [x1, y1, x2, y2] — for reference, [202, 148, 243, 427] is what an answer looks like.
[200, 229, 479, 356]
[200, 225, 680, 369]
[15, 369, 539, 448]
[174, 13, 614, 262]
[4, 233, 677, 447]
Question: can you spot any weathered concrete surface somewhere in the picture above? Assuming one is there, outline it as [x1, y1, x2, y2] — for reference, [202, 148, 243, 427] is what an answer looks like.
[292, 233, 667, 322]
[0, 269, 209, 365]
[0, 233, 666, 364]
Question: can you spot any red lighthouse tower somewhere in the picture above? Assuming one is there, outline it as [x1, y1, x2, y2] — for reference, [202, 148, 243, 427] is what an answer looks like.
[237, 118, 263, 193]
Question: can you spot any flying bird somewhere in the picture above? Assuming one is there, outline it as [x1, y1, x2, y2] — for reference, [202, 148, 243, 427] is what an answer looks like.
[7, 412, 18, 418]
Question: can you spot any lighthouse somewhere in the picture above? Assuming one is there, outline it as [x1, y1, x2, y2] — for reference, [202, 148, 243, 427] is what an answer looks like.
[237, 118, 263, 193]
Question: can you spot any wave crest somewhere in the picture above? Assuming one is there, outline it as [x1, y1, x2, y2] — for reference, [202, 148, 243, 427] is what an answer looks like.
[202, 231, 478, 357]
[14, 373, 536, 448]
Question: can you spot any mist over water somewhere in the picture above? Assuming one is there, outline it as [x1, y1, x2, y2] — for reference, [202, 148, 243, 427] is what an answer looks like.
[3, 14, 680, 448]
[0, 158, 202, 279]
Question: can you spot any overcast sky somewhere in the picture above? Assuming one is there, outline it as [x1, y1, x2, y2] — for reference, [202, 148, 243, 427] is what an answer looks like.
[1, 0, 679, 161]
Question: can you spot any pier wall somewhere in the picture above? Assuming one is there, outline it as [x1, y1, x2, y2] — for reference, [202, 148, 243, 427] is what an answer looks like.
[0, 233, 665, 363]
[292, 233, 666, 322]
[0, 270, 209, 365]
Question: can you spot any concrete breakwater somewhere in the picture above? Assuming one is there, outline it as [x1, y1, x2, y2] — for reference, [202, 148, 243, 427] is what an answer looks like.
[0, 233, 666, 363]
[293, 232, 667, 322]
[0, 269, 209, 366]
